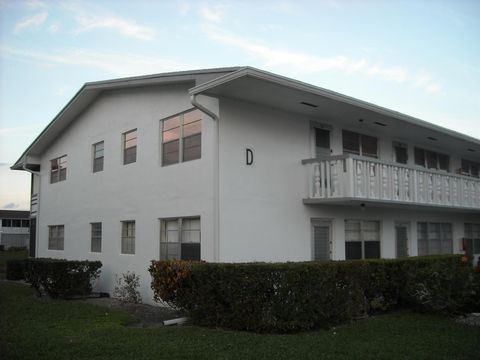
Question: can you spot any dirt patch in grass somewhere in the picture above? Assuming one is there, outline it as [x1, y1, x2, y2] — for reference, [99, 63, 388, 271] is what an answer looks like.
[82, 297, 183, 327]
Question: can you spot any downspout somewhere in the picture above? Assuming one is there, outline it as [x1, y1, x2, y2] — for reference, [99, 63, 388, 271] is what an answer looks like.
[22, 155, 40, 258]
[190, 94, 220, 262]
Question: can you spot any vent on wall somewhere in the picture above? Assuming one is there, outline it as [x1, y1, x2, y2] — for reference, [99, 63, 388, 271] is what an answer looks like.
[300, 101, 318, 108]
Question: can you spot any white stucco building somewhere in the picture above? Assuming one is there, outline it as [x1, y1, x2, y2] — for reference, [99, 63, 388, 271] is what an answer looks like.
[12, 67, 480, 302]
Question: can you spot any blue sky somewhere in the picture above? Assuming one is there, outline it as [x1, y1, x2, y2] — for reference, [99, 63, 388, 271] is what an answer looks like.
[1, 0, 479, 209]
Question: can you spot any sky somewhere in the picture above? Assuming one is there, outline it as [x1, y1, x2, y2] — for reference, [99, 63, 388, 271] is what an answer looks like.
[0, 0, 479, 210]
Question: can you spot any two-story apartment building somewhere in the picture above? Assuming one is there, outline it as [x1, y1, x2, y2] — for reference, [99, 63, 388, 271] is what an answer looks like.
[12, 67, 480, 301]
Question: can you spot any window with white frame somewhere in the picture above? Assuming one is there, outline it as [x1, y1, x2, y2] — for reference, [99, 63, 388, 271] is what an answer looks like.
[160, 217, 200, 260]
[345, 220, 380, 259]
[91, 222, 102, 252]
[342, 130, 378, 158]
[50, 155, 67, 183]
[92, 141, 104, 172]
[121, 221, 135, 254]
[161, 109, 202, 166]
[48, 225, 64, 250]
[464, 223, 480, 254]
[417, 222, 453, 256]
[414, 147, 449, 171]
[123, 130, 137, 165]
[461, 159, 479, 178]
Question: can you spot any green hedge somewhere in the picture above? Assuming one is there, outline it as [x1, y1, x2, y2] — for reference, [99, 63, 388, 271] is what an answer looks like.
[150, 255, 478, 333]
[24, 258, 102, 299]
[6, 259, 27, 280]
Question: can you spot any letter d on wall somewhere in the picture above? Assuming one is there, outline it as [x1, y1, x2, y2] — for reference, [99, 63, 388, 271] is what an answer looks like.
[246, 148, 254, 165]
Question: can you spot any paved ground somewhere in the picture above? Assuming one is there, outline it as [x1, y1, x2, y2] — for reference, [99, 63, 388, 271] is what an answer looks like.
[83, 297, 184, 327]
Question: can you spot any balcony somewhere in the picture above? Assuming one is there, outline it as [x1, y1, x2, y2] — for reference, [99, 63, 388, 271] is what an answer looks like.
[302, 155, 480, 211]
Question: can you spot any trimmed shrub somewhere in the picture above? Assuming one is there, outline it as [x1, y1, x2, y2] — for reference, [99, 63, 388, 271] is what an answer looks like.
[113, 271, 142, 304]
[150, 255, 476, 333]
[6, 259, 27, 280]
[24, 258, 102, 298]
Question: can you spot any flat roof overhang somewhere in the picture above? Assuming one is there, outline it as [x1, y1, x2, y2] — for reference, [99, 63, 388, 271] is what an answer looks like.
[190, 67, 480, 161]
[303, 197, 480, 213]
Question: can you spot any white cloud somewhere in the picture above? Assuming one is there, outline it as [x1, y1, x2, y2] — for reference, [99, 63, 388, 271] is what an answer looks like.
[74, 14, 155, 40]
[205, 26, 442, 95]
[414, 74, 443, 95]
[61, 2, 155, 40]
[199, 3, 224, 23]
[47, 24, 59, 33]
[24, 0, 47, 9]
[13, 12, 48, 34]
[178, 2, 191, 16]
[0, 46, 199, 77]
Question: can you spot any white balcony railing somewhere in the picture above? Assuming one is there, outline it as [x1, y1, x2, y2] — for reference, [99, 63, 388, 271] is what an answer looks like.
[302, 155, 480, 210]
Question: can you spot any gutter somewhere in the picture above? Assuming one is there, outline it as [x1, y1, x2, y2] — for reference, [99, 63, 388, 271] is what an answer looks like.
[190, 94, 220, 262]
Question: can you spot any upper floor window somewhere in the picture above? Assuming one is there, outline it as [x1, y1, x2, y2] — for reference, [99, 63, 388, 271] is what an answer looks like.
[461, 159, 479, 178]
[123, 130, 137, 165]
[160, 217, 201, 260]
[121, 220, 135, 254]
[414, 147, 449, 171]
[342, 130, 378, 158]
[50, 155, 67, 183]
[93, 141, 104, 173]
[48, 225, 64, 250]
[393, 143, 408, 164]
[162, 109, 202, 166]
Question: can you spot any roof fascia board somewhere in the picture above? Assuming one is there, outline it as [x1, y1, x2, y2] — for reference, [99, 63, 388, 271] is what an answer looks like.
[190, 67, 480, 146]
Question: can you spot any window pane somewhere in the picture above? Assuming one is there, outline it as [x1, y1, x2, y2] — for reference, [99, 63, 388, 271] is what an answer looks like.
[342, 130, 360, 155]
[183, 109, 202, 125]
[163, 128, 180, 142]
[426, 151, 438, 169]
[361, 135, 378, 158]
[315, 128, 330, 149]
[163, 116, 180, 131]
[124, 146, 137, 165]
[345, 242, 362, 260]
[395, 146, 408, 164]
[364, 241, 380, 259]
[181, 243, 200, 260]
[438, 154, 449, 171]
[414, 148, 425, 167]
[183, 134, 201, 162]
[162, 140, 179, 165]
[183, 120, 201, 137]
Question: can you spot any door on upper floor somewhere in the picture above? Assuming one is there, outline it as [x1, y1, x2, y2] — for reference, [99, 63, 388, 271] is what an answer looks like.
[314, 127, 331, 157]
[312, 220, 332, 261]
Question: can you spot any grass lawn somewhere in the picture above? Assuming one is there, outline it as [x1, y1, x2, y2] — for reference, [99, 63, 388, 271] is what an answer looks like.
[1, 282, 479, 360]
[0, 250, 28, 279]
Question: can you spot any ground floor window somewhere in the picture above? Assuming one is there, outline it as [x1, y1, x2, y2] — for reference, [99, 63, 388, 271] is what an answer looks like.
[345, 220, 380, 259]
[48, 225, 64, 250]
[160, 217, 200, 260]
[91, 222, 102, 253]
[417, 222, 452, 256]
[464, 223, 480, 254]
[121, 221, 135, 254]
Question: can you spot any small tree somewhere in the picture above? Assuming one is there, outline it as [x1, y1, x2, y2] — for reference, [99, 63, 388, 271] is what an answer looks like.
[113, 271, 142, 304]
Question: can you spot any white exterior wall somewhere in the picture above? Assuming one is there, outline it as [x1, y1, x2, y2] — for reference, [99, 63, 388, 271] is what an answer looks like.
[36, 84, 216, 302]
[217, 97, 479, 262]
